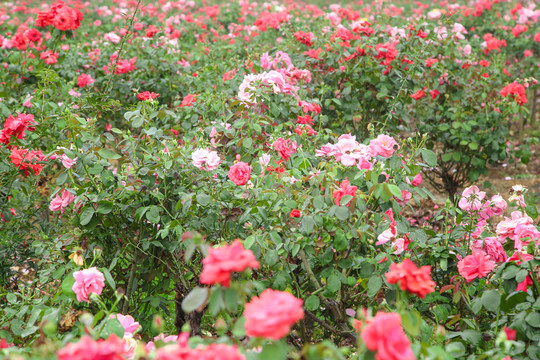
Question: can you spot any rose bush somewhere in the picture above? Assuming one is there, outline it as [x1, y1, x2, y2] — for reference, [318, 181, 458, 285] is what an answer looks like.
[0, 0, 539, 359]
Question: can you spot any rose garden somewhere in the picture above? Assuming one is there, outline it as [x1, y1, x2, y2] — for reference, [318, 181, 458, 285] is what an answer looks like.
[0, 0, 539, 359]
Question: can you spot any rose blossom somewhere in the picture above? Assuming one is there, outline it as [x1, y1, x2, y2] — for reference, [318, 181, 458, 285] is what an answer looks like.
[458, 186, 486, 211]
[57, 335, 125, 360]
[228, 162, 251, 186]
[72, 267, 105, 302]
[457, 251, 495, 282]
[243, 289, 304, 340]
[200, 240, 260, 287]
[385, 259, 435, 298]
[369, 134, 398, 158]
[49, 189, 76, 213]
[192, 148, 221, 171]
[361, 312, 415, 360]
[471, 237, 507, 263]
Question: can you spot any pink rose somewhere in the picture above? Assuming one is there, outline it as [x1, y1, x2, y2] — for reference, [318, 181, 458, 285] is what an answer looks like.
[369, 134, 398, 158]
[228, 162, 251, 186]
[49, 190, 76, 213]
[361, 312, 415, 360]
[457, 251, 495, 282]
[458, 186, 486, 211]
[244, 289, 304, 340]
[72, 267, 105, 303]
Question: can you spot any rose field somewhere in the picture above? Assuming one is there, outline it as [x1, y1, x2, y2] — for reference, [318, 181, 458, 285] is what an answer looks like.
[1, 0, 540, 359]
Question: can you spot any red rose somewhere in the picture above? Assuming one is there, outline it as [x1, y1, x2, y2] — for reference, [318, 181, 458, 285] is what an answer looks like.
[290, 209, 301, 218]
[385, 258, 436, 298]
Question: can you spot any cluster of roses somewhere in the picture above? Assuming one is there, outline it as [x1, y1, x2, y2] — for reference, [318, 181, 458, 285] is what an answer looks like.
[35, 0, 83, 31]
[200, 240, 304, 340]
[238, 51, 312, 104]
[316, 133, 398, 170]
[456, 185, 539, 289]
[0, 113, 48, 177]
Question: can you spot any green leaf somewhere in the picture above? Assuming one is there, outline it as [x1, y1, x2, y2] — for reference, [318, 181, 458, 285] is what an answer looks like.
[333, 231, 348, 251]
[401, 310, 421, 336]
[367, 276, 382, 297]
[302, 215, 315, 234]
[313, 196, 325, 209]
[481, 290, 500, 312]
[98, 148, 121, 159]
[79, 207, 95, 226]
[420, 149, 437, 167]
[182, 287, 210, 313]
[196, 193, 211, 206]
[335, 206, 349, 221]
[305, 295, 320, 311]
[100, 318, 125, 339]
[385, 184, 402, 199]
[101, 268, 116, 290]
[327, 274, 341, 292]
[146, 205, 160, 224]
[259, 341, 287, 360]
[97, 201, 113, 214]
[526, 312, 540, 328]
[56, 172, 68, 186]
[61, 274, 76, 298]
[6, 293, 18, 304]
[243, 137, 253, 149]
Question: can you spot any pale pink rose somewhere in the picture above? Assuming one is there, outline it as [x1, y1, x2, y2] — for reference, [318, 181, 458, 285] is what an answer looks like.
[191, 148, 220, 171]
[463, 44, 472, 56]
[315, 144, 337, 157]
[427, 9, 442, 19]
[60, 154, 77, 169]
[496, 211, 533, 241]
[49, 190, 76, 213]
[369, 134, 398, 158]
[259, 154, 271, 173]
[458, 186, 486, 211]
[109, 314, 140, 336]
[72, 267, 105, 303]
[376, 228, 397, 245]
[514, 223, 540, 250]
[490, 194, 507, 216]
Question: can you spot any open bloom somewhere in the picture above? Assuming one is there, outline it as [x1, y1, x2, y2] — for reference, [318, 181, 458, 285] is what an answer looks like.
[458, 186, 486, 211]
[72, 267, 105, 303]
[244, 289, 304, 340]
[49, 190, 76, 213]
[361, 312, 415, 360]
[192, 149, 221, 171]
[200, 240, 260, 287]
[385, 259, 435, 298]
[457, 251, 495, 282]
[228, 162, 251, 186]
[369, 134, 398, 157]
